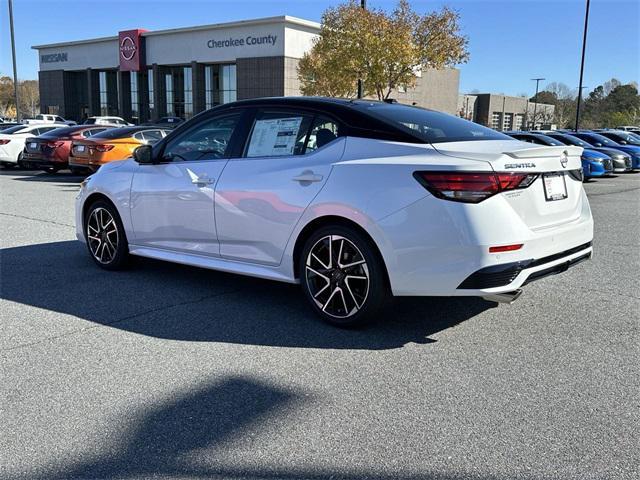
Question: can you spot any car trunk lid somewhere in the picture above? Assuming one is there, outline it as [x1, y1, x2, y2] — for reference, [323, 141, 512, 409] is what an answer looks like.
[433, 140, 586, 230]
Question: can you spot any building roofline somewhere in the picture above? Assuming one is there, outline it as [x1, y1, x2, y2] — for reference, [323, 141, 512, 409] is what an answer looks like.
[32, 15, 320, 50]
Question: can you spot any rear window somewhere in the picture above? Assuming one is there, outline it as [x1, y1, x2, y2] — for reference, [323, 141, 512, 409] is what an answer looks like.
[90, 127, 138, 139]
[1, 125, 28, 134]
[360, 103, 511, 143]
[39, 126, 84, 137]
[550, 134, 592, 148]
[576, 133, 618, 147]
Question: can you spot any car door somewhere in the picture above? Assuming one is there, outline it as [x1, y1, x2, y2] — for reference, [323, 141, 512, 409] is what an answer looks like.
[129, 111, 246, 256]
[215, 109, 344, 265]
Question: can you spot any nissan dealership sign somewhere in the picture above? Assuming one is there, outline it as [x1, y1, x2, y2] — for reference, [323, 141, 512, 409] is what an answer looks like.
[118, 29, 147, 71]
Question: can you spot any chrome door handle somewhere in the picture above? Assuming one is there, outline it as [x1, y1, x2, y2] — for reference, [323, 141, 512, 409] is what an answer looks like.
[192, 176, 214, 186]
[292, 171, 323, 183]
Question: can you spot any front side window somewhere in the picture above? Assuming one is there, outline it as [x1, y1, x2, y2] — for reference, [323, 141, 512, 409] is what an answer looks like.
[245, 111, 313, 158]
[362, 104, 512, 144]
[163, 113, 241, 161]
[55, 116, 64, 122]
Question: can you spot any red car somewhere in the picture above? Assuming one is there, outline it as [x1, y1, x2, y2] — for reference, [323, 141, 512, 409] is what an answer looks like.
[21, 125, 112, 174]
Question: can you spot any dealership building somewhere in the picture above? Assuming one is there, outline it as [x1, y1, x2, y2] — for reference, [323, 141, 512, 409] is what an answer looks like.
[33, 16, 460, 123]
[457, 93, 555, 130]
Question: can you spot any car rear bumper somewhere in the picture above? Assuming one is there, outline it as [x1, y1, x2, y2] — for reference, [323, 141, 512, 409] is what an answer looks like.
[376, 187, 594, 297]
[21, 152, 65, 168]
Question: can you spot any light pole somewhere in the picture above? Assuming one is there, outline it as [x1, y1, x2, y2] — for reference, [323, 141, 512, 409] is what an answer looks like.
[8, 0, 20, 121]
[531, 77, 545, 130]
[575, 0, 591, 131]
[356, 0, 366, 99]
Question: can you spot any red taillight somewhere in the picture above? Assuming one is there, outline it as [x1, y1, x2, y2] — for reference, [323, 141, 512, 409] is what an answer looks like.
[0, 139, 10, 145]
[414, 171, 538, 203]
[489, 244, 524, 253]
[94, 144, 114, 152]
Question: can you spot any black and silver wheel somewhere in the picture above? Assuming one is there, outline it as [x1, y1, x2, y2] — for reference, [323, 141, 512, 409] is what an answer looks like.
[300, 225, 388, 327]
[85, 200, 129, 270]
[16, 153, 28, 169]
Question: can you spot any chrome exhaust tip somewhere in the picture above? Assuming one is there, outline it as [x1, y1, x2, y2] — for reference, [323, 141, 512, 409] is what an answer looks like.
[482, 289, 523, 304]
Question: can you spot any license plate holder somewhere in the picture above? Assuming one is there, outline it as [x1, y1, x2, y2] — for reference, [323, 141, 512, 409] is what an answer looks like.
[543, 172, 568, 201]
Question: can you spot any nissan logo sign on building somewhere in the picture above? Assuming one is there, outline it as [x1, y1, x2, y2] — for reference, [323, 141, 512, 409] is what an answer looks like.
[118, 29, 146, 71]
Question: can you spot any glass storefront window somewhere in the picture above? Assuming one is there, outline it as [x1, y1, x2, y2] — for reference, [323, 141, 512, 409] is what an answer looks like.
[130, 71, 139, 122]
[183, 67, 193, 118]
[99, 71, 108, 116]
[148, 70, 155, 119]
[165, 73, 175, 117]
[205, 64, 237, 108]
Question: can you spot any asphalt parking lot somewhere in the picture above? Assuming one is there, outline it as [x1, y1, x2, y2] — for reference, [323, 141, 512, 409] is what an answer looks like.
[1, 169, 638, 480]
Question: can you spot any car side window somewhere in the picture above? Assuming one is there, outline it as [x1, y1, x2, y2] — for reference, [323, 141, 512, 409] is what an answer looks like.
[245, 110, 313, 158]
[55, 116, 64, 122]
[133, 132, 145, 141]
[142, 130, 163, 143]
[305, 116, 340, 153]
[162, 113, 241, 161]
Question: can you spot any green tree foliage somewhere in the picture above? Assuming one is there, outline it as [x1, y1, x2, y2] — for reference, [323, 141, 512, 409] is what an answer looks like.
[298, 0, 469, 100]
[0, 74, 40, 120]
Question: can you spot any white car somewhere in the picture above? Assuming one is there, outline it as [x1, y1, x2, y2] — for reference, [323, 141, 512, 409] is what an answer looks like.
[0, 124, 66, 168]
[83, 116, 133, 127]
[75, 98, 594, 326]
[23, 114, 76, 126]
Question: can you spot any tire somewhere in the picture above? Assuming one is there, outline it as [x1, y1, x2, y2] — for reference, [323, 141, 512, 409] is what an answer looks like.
[0, 162, 15, 169]
[70, 167, 86, 176]
[84, 199, 130, 270]
[16, 153, 28, 169]
[299, 225, 389, 327]
[43, 166, 61, 174]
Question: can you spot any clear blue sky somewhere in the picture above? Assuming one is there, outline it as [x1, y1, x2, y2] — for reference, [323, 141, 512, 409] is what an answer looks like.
[1, 0, 638, 96]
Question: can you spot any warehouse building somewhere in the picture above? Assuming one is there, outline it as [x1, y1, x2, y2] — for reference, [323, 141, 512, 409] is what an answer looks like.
[458, 93, 555, 130]
[32, 16, 461, 123]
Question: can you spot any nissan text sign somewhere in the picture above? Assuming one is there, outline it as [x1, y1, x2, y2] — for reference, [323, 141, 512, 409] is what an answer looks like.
[119, 29, 147, 71]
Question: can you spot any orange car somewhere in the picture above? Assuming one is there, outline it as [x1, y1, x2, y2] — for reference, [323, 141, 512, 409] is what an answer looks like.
[68, 126, 170, 173]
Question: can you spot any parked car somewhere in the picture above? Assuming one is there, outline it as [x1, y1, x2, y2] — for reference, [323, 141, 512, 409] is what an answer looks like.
[23, 114, 76, 126]
[545, 132, 632, 173]
[616, 125, 639, 131]
[83, 116, 133, 127]
[68, 126, 170, 173]
[156, 116, 184, 125]
[571, 131, 640, 170]
[21, 125, 113, 174]
[0, 124, 66, 168]
[76, 97, 594, 326]
[504, 132, 612, 179]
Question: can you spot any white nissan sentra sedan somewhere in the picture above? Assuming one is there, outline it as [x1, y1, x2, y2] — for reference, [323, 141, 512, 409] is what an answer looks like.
[75, 98, 593, 326]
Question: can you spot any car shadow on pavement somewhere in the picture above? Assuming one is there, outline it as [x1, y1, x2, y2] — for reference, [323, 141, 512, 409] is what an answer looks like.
[12, 172, 85, 183]
[1, 241, 495, 350]
[15, 375, 506, 480]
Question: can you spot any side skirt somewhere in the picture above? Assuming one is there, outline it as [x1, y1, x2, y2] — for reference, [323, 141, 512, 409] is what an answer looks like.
[128, 244, 298, 284]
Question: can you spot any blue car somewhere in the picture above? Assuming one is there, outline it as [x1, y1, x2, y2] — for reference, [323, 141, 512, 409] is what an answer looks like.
[573, 131, 640, 170]
[505, 132, 612, 179]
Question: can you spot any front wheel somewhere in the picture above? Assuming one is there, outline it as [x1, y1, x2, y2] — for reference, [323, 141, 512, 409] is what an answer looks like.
[299, 225, 389, 327]
[84, 200, 130, 270]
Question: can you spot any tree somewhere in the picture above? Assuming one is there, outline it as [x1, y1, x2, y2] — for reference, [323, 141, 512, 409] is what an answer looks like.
[298, 0, 469, 100]
[0, 74, 40, 119]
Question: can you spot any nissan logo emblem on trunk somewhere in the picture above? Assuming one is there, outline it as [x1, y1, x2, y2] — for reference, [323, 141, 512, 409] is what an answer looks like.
[120, 36, 136, 61]
[560, 151, 569, 168]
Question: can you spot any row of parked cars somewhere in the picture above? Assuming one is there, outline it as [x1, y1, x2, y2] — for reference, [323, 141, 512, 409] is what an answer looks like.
[0, 115, 184, 174]
[504, 128, 640, 179]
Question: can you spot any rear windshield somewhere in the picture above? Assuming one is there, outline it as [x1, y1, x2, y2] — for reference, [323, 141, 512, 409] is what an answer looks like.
[39, 126, 84, 137]
[2, 125, 29, 134]
[360, 103, 510, 143]
[90, 127, 138, 139]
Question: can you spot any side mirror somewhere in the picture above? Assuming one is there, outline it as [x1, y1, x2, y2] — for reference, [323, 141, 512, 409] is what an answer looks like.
[133, 144, 153, 164]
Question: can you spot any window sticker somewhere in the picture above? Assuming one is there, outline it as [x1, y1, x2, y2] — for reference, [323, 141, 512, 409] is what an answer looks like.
[247, 117, 303, 157]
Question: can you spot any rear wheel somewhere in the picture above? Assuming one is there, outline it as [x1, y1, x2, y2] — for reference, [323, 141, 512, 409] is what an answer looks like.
[69, 167, 86, 176]
[43, 166, 61, 174]
[84, 200, 129, 270]
[16, 153, 28, 169]
[299, 225, 389, 327]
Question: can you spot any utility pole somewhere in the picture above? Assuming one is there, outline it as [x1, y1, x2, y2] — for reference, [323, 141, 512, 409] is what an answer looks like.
[531, 77, 545, 130]
[575, 0, 591, 131]
[356, 0, 366, 99]
[8, 0, 20, 121]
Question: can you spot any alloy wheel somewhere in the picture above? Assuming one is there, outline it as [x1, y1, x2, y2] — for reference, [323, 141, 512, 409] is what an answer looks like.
[305, 235, 370, 319]
[87, 207, 119, 264]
